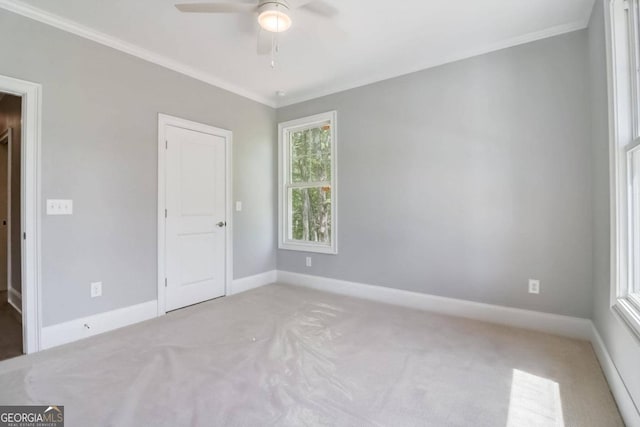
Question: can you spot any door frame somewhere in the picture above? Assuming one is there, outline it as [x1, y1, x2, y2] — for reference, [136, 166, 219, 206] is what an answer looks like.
[0, 128, 13, 309]
[0, 75, 42, 354]
[157, 113, 233, 316]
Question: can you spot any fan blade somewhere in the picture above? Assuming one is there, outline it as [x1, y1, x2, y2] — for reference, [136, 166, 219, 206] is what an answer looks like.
[175, 3, 257, 13]
[287, 0, 315, 8]
[289, 0, 337, 16]
[235, 13, 258, 34]
[298, 1, 338, 18]
[295, 8, 349, 46]
[257, 30, 274, 55]
[296, 8, 346, 41]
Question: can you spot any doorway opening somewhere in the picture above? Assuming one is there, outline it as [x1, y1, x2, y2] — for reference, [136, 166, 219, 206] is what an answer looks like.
[0, 74, 41, 355]
[0, 92, 22, 361]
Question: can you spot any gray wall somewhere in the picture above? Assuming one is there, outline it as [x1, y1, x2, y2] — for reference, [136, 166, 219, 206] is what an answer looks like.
[588, 0, 640, 411]
[0, 10, 277, 326]
[0, 94, 22, 296]
[278, 30, 593, 318]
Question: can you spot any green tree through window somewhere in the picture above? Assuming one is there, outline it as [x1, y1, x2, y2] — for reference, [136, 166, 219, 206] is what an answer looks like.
[290, 125, 332, 243]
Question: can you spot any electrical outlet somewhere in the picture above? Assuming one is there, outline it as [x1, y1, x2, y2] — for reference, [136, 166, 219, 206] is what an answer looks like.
[528, 279, 540, 294]
[306, 257, 312, 267]
[91, 281, 102, 298]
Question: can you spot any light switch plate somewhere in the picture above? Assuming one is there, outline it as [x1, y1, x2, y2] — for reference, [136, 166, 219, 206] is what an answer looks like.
[236, 201, 242, 212]
[47, 199, 73, 215]
[91, 282, 102, 298]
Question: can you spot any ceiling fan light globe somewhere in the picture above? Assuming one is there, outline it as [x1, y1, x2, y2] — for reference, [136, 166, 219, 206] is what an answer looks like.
[258, 10, 292, 33]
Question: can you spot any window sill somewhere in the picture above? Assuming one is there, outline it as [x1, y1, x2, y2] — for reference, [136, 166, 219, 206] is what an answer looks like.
[613, 296, 640, 341]
[279, 242, 338, 255]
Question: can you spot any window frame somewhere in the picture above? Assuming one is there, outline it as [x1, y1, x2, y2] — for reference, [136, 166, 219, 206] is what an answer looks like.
[607, 0, 640, 338]
[278, 111, 338, 254]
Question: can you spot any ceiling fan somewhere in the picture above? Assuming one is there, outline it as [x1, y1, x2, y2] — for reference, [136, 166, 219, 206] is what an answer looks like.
[175, 0, 338, 63]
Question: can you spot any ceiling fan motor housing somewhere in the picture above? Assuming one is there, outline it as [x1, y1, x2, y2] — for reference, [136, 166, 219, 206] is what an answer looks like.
[258, 0, 290, 11]
[258, 0, 292, 33]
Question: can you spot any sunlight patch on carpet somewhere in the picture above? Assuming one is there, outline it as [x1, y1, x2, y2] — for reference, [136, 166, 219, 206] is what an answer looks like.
[507, 369, 564, 427]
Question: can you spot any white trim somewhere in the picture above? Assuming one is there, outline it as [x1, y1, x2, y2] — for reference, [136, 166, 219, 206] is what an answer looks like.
[276, 271, 593, 340]
[0, 128, 10, 298]
[0, 74, 42, 354]
[225, 124, 234, 303]
[591, 325, 640, 426]
[26, 269, 640, 424]
[8, 287, 21, 315]
[606, 0, 621, 308]
[5, 128, 11, 312]
[40, 300, 158, 350]
[277, 20, 592, 107]
[0, 0, 275, 108]
[276, 270, 640, 423]
[157, 117, 167, 317]
[614, 297, 640, 338]
[39, 270, 278, 350]
[157, 113, 233, 316]
[278, 111, 338, 254]
[230, 270, 277, 295]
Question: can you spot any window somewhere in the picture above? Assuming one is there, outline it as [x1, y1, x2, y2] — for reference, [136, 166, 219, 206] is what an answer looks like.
[608, 0, 640, 336]
[278, 111, 337, 254]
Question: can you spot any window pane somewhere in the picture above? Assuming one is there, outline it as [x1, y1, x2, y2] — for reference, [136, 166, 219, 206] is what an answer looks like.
[288, 186, 332, 243]
[290, 124, 331, 183]
[633, 0, 640, 138]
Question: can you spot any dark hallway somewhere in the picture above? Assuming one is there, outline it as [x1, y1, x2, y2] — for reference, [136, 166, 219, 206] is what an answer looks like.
[0, 290, 21, 360]
[0, 92, 22, 361]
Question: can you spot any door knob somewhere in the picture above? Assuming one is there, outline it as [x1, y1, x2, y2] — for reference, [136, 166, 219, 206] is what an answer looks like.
[216, 221, 226, 227]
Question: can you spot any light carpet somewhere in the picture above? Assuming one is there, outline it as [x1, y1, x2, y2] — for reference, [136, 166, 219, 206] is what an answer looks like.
[0, 284, 624, 426]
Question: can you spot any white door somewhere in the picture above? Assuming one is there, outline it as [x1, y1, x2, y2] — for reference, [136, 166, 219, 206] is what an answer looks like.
[164, 124, 227, 311]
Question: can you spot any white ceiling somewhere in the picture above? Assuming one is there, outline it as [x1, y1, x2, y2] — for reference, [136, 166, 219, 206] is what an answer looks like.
[1, 0, 595, 107]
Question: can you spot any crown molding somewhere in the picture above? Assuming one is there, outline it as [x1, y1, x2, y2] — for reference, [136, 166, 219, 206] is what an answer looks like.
[0, 0, 277, 108]
[277, 19, 591, 108]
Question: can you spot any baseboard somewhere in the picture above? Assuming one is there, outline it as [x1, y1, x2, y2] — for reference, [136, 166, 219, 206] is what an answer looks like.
[277, 271, 640, 421]
[591, 325, 640, 427]
[277, 271, 593, 340]
[39, 269, 279, 351]
[8, 288, 21, 315]
[32, 270, 637, 425]
[230, 270, 277, 295]
[40, 300, 158, 350]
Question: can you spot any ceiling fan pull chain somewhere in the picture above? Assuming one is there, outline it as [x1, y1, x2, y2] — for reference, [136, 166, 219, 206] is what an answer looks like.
[270, 32, 278, 69]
